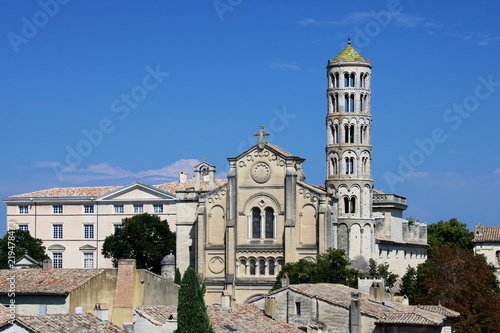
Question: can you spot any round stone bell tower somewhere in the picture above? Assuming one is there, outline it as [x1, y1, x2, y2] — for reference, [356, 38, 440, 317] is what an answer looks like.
[325, 40, 374, 259]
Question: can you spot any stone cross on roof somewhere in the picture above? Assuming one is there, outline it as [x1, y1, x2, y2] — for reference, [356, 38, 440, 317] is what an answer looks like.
[254, 126, 270, 150]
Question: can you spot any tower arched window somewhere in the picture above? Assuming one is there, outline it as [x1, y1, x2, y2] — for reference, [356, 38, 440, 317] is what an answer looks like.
[344, 196, 349, 213]
[330, 157, 338, 176]
[344, 73, 349, 87]
[360, 94, 364, 112]
[332, 124, 339, 144]
[252, 207, 261, 238]
[349, 94, 355, 112]
[350, 73, 355, 87]
[344, 94, 349, 112]
[345, 157, 354, 174]
[334, 94, 339, 112]
[350, 197, 356, 213]
[360, 126, 364, 143]
[362, 157, 368, 176]
[350, 125, 355, 143]
[360, 73, 364, 87]
[333, 73, 339, 87]
[265, 207, 275, 239]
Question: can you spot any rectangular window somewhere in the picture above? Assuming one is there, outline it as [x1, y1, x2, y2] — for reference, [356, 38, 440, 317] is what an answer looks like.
[18, 224, 29, 232]
[18, 206, 29, 214]
[53, 224, 63, 239]
[84, 224, 94, 239]
[53, 205, 63, 214]
[295, 302, 301, 316]
[153, 204, 163, 213]
[83, 205, 94, 214]
[114, 205, 124, 214]
[133, 204, 143, 214]
[53, 253, 63, 268]
[83, 253, 94, 269]
[114, 224, 123, 233]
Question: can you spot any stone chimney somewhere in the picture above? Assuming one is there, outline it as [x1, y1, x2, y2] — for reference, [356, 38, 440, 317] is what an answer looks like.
[281, 273, 289, 288]
[42, 259, 52, 270]
[350, 292, 361, 333]
[264, 296, 276, 318]
[112, 259, 136, 326]
[179, 171, 187, 184]
[161, 251, 176, 281]
[94, 303, 109, 321]
[370, 281, 385, 303]
[221, 290, 232, 309]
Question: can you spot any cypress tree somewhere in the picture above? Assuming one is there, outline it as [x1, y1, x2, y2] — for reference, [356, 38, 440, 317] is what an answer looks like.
[174, 267, 182, 285]
[175, 267, 214, 333]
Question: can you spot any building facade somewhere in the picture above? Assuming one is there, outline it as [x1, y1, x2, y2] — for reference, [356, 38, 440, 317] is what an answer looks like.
[4, 42, 428, 304]
[473, 224, 500, 282]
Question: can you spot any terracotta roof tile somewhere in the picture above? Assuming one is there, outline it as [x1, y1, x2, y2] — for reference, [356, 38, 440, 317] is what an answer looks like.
[17, 313, 126, 332]
[0, 305, 13, 326]
[208, 304, 304, 333]
[474, 225, 500, 241]
[135, 305, 177, 325]
[0, 269, 105, 295]
[10, 179, 228, 198]
[136, 304, 303, 333]
[265, 142, 293, 157]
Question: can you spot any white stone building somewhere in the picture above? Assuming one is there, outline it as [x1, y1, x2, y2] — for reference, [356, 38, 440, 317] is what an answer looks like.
[473, 224, 500, 282]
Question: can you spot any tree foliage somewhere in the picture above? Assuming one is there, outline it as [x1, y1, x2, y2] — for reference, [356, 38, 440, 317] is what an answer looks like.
[174, 267, 182, 285]
[427, 218, 474, 253]
[0, 229, 49, 268]
[368, 259, 398, 288]
[402, 247, 500, 332]
[101, 213, 175, 274]
[174, 266, 214, 333]
[273, 248, 359, 290]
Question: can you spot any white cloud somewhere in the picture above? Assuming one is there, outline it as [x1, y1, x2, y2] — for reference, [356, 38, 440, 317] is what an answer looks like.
[448, 32, 500, 46]
[298, 11, 437, 29]
[35, 159, 201, 183]
[269, 62, 301, 71]
[494, 169, 500, 175]
[403, 172, 429, 180]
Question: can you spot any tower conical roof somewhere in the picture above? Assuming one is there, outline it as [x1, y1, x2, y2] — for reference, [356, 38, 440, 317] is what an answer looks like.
[332, 40, 369, 63]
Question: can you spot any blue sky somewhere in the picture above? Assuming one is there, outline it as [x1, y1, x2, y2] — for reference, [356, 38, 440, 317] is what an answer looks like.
[1, 0, 500, 234]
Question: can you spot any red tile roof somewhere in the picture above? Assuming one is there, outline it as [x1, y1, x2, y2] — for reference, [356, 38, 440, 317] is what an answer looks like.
[16, 313, 126, 332]
[474, 225, 500, 242]
[0, 269, 105, 295]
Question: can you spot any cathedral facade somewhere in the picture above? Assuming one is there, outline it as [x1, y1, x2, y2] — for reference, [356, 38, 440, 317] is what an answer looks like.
[175, 42, 428, 305]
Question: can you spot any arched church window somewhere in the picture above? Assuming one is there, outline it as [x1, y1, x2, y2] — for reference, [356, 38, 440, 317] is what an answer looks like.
[350, 197, 356, 213]
[265, 207, 274, 238]
[360, 126, 365, 143]
[252, 208, 261, 238]
[333, 124, 339, 143]
[239, 259, 247, 275]
[344, 196, 349, 213]
[350, 73, 355, 87]
[349, 125, 355, 143]
[344, 73, 349, 87]
[360, 94, 364, 112]
[249, 259, 256, 275]
[259, 259, 266, 275]
[345, 157, 354, 174]
[334, 73, 339, 87]
[360, 73, 364, 87]
[344, 94, 349, 112]
[349, 94, 355, 112]
[331, 157, 338, 176]
[268, 259, 275, 275]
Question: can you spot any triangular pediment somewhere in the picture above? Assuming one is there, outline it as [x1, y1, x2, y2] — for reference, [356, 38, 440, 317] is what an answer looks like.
[232, 142, 302, 163]
[97, 182, 175, 201]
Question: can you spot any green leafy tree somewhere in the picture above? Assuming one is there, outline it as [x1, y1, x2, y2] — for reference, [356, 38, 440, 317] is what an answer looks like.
[0, 229, 49, 268]
[101, 213, 175, 274]
[175, 267, 214, 333]
[174, 267, 182, 285]
[273, 248, 359, 290]
[367, 259, 398, 288]
[427, 218, 474, 253]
